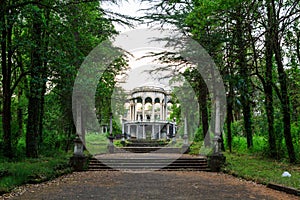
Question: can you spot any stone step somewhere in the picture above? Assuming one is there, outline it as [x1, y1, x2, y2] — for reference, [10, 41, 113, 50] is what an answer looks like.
[127, 140, 169, 145]
[88, 157, 210, 171]
[126, 143, 168, 147]
[117, 147, 182, 153]
[127, 139, 169, 143]
[89, 158, 207, 163]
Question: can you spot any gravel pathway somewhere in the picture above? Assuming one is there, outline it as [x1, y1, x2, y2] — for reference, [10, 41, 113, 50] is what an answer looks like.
[1, 171, 299, 200]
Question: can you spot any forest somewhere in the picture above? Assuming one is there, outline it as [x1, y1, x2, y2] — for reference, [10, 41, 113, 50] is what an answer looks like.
[0, 0, 299, 167]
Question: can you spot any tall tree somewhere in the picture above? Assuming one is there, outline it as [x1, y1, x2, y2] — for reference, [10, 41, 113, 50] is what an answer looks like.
[26, 1, 45, 158]
[1, 0, 13, 157]
[265, 0, 277, 157]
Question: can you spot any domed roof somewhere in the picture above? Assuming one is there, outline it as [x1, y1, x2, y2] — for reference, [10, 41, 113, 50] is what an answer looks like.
[131, 81, 171, 94]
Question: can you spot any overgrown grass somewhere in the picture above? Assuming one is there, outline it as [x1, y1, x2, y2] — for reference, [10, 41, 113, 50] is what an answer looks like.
[223, 152, 300, 190]
[85, 133, 108, 154]
[0, 153, 72, 195]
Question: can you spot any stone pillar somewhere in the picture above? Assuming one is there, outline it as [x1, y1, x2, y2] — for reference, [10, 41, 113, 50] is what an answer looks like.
[108, 112, 114, 153]
[164, 102, 167, 121]
[122, 121, 125, 140]
[172, 122, 176, 143]
[208, 95, 226, 172]
[158, 124, 161, 139]
[167, 123, 170, 139]
[184, 116, 188, 144]
[128, 124, 131, 139]
[142, 98, 145, 121]
[70, 136, 87, 171]
[142, 124, 146, 139]
[182, 116, 189, 154]
[76, 100, 82, 141]
[151, 101, 155, 121]
[129, 103, 132, 121]
[109, 113, 113, 135]
[131, 101, 134, 121]
[135, 101, 139, 121]
[214, 95, 221, 154]
[160, 103, 163, 121]
[136, 124, 139, 139]
[152, 125, 155, 139]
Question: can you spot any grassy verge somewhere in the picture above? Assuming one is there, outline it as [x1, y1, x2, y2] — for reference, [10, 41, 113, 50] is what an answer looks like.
[0, 153, 73, 195]
[85, 133, 108, 154]
[223, 152, 300, 190]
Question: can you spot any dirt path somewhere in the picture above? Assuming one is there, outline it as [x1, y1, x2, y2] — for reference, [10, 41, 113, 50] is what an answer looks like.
[1, 171, 299, 200]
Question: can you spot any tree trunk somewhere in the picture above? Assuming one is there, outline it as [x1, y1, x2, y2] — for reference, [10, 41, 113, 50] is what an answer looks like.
[265, 1, 277, 158]
[1, 3, 14, 158]
[235, 8, 253, 148]
[26, 3, 43, 158]
[271, 0, 296, 163]
[37, 8, 50, 148]
[16, 87, 23, 145]
[226, 82, 234, 152]
[198, 76, 210, 147]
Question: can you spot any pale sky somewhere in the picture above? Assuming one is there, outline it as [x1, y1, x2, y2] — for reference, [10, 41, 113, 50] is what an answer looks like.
[102, 1, 173, 91]
[102, 0, 151, 32]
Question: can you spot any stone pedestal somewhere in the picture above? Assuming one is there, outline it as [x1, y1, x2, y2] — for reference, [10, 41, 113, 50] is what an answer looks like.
[70, 155, 87, 171]
[208, 153, 226, 172]
[108, 144, 114, 153]
[108, 135, 115, 153]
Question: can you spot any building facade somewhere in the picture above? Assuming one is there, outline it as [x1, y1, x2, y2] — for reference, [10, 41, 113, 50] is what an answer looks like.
[122, 83, 176, 140]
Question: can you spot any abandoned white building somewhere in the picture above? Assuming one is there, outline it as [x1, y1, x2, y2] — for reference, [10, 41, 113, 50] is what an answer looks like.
[122, 82, 176, 140]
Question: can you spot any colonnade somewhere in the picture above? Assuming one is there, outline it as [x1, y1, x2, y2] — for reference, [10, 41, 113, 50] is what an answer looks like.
[122, 122, 176, 140]
[122, 85, 176, 140]
[128, 98, 168, 122]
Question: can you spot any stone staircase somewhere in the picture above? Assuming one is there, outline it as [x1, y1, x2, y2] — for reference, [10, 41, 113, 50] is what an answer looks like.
[117, 139, 182, 153]
[125, 139, 169, 147]
[88, 156, 210, 171]
[88, 139, 210, 171]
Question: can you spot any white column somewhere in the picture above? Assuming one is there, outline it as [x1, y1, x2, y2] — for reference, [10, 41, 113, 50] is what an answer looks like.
[184, 117, 188, 136]
[172, 122, 176, 143]
[76, 101, 86, 146]
[135, 102, 138, 121]
[76, 101, 82, 137]
[151, 101, 155, 121]
[122, 123, 125, 141]
[143, 124, 146, 139]
[214, 95, 221, 153]
[183, 116, 188, 145]
[160, 103, 163, 121]
[167, 124, 169, 139]
[164, 102, 167, 121]
[152, 125, 155, 139]
[158, 124, 161, 139]
[215, 96, 221, 136]
[142, 98, 145, 121]
[128, 124, 131, 138]
[129, 103, 132, 121]
[173, 122, 176, 137]
[131, 104, 134, 121]
[136, 124, 139, 139]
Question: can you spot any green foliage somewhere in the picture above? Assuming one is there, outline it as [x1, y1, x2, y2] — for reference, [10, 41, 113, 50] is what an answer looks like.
[194, 127, 203, 142]
[0, 153, 72, 194]
[189, 141, 203, 155]
[114, 140, 126, 147]
[223, 152, 300, 190]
